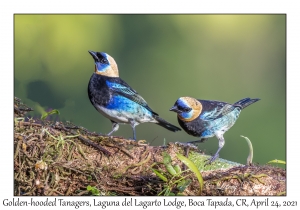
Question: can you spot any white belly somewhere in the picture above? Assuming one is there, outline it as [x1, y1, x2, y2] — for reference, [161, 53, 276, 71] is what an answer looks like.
[95, 105, 157, 124]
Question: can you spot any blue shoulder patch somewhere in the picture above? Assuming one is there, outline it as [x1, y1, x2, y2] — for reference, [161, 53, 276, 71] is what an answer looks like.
[106, 81, 136, 95]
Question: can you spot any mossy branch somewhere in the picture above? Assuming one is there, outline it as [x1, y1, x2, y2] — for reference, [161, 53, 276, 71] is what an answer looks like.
[14, 97, 286, 196]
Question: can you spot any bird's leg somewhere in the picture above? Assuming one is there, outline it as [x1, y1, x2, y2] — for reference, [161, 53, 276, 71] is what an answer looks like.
[129, 119, 137, 141]
[206, 134, 225, 165]
[107, 121, 119, 136]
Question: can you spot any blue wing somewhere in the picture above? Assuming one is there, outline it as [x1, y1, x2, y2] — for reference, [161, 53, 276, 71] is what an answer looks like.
[106, 80, 157, 114]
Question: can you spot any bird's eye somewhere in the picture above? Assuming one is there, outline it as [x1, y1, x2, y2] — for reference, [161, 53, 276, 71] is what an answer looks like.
[100, 58, 108, 64]
[183, 107, 191, 112]
[178, 106, 191, 112]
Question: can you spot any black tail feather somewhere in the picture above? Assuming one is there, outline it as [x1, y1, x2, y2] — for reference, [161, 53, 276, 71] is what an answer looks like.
[233, 98, 260, 109]
[154, 116, 181, 132]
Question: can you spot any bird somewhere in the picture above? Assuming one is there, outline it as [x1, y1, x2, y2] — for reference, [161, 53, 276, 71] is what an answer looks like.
[169, 96, 260, 164]
[87, 50, 181, 140]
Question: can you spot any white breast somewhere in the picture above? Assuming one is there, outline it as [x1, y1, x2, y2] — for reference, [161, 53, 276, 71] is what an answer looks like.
[95, 105, 157, 124]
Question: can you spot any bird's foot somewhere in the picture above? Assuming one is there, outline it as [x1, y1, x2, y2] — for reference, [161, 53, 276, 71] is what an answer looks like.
[204, 154, 219, 166]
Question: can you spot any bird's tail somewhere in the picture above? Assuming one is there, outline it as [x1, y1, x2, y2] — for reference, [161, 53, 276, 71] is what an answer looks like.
[154, 116, 181, 132]
[233, 98, 260, 109]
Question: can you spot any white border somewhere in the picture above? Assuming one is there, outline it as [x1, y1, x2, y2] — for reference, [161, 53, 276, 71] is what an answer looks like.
[2, 0, 299, 209]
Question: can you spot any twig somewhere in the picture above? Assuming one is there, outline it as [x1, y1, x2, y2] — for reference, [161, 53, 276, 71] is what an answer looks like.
[105, 143, 133, 159]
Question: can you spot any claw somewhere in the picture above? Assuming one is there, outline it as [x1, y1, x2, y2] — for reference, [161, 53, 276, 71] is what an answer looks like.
[204, 153, 219, 166]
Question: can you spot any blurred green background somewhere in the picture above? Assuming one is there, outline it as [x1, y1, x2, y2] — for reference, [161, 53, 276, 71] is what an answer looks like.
[14, 14, 285, 166]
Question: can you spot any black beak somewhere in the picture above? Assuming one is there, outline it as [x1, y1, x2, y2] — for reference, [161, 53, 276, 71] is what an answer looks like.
[88, 50, 98, 61]
[169, 106, 180, 113]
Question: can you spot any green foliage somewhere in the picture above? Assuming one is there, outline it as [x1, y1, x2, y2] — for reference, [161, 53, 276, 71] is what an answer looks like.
[189, 150, 242, 169]
[176, 153, 203, 194]
[151, 168, 168, 182]
[14, 117, 24, 124]
[163, 151, 177, 176]
[151, 152, 203, 196]
[267, 159, 286, 165]
[87, 185, 100, 196]
[162, 151, 172, 164]
[241, 135, 253, 165]
[177, 179, 192, 193]
[41, 109, 60, 120]
[173, 164, 181, 174]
